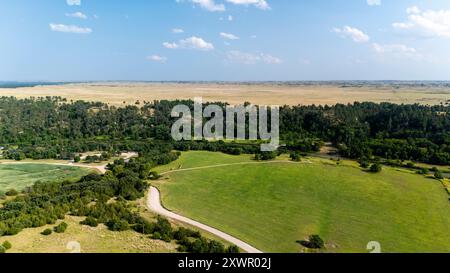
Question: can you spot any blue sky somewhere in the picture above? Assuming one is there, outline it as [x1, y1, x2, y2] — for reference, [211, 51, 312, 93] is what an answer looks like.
[1, 0, 450, 81]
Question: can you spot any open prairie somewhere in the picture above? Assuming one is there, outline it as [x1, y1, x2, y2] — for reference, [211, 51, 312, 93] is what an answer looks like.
[154, 151, 450, 253]
[1, 82, 449, 106]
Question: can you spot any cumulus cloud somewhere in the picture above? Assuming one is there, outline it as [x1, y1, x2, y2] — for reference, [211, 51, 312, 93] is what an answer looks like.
[177, 0, 225, 12]
[65, 12, 87, 19]
[333, 26, 370, 43]
[49, 23, 92, 34]
[163, 42, 179, 49]
[220, 32, 239, 40]
[226, 50, 282, 64]
[172, 28, 184, 34]
[372, 43, 423, 60]
[147, 55, 168, 63]
[163, 36, 214, 51]
[372, 43, 416, 54]
[225, 0, 270, 10]
[367, 0, 381, 6]
[177, 0, 270, 11]
[66, 0, 81, 6]
[393, 7, 450, 38]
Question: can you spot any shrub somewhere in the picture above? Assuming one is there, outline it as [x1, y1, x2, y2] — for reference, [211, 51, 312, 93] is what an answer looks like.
[80, 216, 98, 227]
[298, 235, 325, 249]
[5, 189, 19, 196]
[208, 241, 225, 253]
[0, 245, 5, 254]
[417, 168, 429, 175]
[41, 229, 52, 236]
[255, 151, 277, 161]
[359, 161, 370, 168]
[308, 235, 325, 249]
[106, 219, 129, 231]
[152, 232, 162, 240]
[290, 152, 302, 162]
[434, 171, 444, 180]
[2, 241, 12, 250]
[133, 219, 155, 235]
[174, 227, 201, 241]
[225, 245, 240, 253]
[54, 222, 68, 233]
[149, 171, 161, 180]
[153, 216, 173, 239]
[369, 163, 382, 173]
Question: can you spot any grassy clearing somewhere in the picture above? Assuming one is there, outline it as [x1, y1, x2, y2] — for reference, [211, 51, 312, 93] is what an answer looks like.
[155, 152, 450, 253]
[153, 151, 255, 173]
[0, 164, 92, 193]
[5, 216, 178, 253]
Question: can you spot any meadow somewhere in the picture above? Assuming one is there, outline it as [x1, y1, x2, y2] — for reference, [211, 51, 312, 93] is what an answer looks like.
[5, 215, 178, 253]
[155, 152, 450, 253]
[0, 164, 93, 193]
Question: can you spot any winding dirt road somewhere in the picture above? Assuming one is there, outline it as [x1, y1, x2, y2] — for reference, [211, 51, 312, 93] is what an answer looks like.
[146, 186, 263, 254]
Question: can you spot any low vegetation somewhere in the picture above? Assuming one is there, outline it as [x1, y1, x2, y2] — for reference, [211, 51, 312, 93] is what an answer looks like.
[156, 152, 450, 253]
[0, 164, 92, 193]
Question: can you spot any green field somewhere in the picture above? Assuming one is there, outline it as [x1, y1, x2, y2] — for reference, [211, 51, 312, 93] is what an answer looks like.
[0, 164, 93, 193]
[156, 151, 450, 253]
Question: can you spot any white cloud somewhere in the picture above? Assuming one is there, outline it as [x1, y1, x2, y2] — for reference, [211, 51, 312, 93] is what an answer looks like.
[393, 7, 450, 38]
[177, 0, 270, 11]
[406, 6, 420, 14]
[49, 23, 92, 34]
[220, 32, 239, 40]
[164, 36, 214, 51]
[147, 55, 168, 63]
[226, 50, 282, 64]
[228, 15, 233, 21]
[372, 43, 424, 61]
[367, 0, 381, 6]
[163, 42, 179, 49]
[178, 0, 225, 12]
[333, 26, 370, 43]
[66, 0, 81, 6]
[65, 12, 87, 19]
[172, 28, 184, 34]
[225, 0, 270, 10]
[372, 43, 416, 54]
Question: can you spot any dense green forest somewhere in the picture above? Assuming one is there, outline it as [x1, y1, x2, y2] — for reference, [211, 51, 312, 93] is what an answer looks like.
[0, 97, 449, 164]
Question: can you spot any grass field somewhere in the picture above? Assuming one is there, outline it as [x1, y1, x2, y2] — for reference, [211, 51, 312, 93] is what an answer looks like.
[5, 216, 178, 253]
[155, 151, 450, 253]
[0, 164, 92, 193]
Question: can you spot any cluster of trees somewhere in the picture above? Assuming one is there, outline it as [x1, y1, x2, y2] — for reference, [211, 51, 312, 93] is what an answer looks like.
[84, 152, 113, 163]
[279, 102, 449, 165]
[1, 97, 448, 164]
